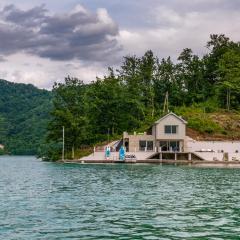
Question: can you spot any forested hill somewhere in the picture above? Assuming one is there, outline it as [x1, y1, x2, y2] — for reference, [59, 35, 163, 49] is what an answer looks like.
[0, 79, 52, 155]
[42, 34, 240, 161]
[0, 34, 240, 159]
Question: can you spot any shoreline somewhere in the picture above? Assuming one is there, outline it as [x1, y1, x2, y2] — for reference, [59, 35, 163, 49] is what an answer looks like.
[60, 159, 240, 168]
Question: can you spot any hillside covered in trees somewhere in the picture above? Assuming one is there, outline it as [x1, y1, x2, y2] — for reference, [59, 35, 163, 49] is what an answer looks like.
[0, 34, 240, 159]
[44, 34, 240, 160]
[0, 80, 52, 155]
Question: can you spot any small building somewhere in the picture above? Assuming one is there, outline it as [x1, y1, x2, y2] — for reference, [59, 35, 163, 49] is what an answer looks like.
[123, 112, 187, 152]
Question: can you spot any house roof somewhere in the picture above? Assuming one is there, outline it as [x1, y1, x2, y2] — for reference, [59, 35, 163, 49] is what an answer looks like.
[154, 112, 187, 125]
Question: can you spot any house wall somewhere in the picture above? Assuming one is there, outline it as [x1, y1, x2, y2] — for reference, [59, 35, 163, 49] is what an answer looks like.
[123, 113, 188, 152]
[154, 115, 186, 140]
[123, 132, 155, 152]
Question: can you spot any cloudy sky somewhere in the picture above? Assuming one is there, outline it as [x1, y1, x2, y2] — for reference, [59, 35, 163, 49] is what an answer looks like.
[0, 0, 239, 89]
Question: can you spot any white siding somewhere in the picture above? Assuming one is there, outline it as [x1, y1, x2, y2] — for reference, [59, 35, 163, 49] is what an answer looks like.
[155, 114, 186, 140]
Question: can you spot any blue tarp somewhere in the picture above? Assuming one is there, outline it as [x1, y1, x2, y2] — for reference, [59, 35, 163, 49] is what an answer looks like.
[119, 146, 125, 161]
[105, 146, 111, 159]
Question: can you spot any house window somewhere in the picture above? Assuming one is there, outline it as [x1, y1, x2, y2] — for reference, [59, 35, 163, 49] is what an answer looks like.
[139, 141, 154, 151]
[139, 141, 146, 151]
[165, 125, 178, 134]
[147, 141, 153, 151]
[172, 125, 177, 134]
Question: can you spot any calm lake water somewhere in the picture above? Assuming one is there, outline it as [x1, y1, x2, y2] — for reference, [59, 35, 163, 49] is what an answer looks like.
[1, 156, 240, 240]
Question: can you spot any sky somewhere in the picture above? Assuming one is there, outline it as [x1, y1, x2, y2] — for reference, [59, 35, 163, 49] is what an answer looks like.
[0, 0, 240, 89]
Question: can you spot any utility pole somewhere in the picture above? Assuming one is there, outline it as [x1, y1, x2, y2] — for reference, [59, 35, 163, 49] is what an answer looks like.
[62, 126, 65, 161]
[107, 128, 110, 144]
[163, 91, 169, 114]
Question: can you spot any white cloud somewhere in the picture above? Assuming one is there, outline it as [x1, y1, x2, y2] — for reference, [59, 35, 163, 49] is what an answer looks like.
[118, 5, 240, 60]
[154, 6, 183, 26]
[71, 4, 88, 15]
[0, 53, 107, 89]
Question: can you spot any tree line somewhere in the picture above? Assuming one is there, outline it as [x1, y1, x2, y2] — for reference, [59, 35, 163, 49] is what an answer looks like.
[42, 34, 240, 160]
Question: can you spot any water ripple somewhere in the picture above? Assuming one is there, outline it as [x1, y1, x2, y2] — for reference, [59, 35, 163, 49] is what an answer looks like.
[1, 156, 240, 239]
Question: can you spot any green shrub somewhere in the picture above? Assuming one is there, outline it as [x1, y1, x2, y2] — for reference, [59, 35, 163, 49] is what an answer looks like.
[193, 99, 219, 113]
[37, 142, 62, 161]
[188, 117, 223, 134]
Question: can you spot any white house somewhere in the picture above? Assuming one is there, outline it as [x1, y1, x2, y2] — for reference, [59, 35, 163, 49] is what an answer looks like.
[123, 112, 187, 152]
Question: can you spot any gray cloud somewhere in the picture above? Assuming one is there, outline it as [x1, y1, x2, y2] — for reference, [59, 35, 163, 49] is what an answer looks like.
[0, 4, 121, 62]
[1, 0, 240, 89]
[3, 4, 47, 27]
[118, 0, 240, 61]
[0, 56, 7, 62]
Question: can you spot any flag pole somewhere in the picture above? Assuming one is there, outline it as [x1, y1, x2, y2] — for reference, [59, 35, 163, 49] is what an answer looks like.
[62, 126, 65, 161]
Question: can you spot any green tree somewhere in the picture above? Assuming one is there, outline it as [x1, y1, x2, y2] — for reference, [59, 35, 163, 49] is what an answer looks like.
[154, 57, 181, 109]
[118, 55, 145, 123]
[0, 116, 6, 150]
[139, 50, 157, 118]
[218, 49, 240, 110]
[176, 48, 206, 104]
[47, 76, 88, 159]
[204, 34, 235, 88]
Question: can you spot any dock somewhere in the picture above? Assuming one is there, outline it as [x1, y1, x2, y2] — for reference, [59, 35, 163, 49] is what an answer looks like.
[62, 159, 240, 167]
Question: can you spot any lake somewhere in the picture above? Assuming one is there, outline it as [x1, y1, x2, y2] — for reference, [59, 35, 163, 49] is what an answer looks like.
[1, 156, 240, 239]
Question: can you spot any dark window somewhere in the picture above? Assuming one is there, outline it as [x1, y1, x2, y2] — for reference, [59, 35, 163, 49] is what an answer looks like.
[172, 125, 177, 134]
[165, 125, 178, 134]
[159, 141, 180, 152]
[165, 125, 171, 134]
[139, 141, 146, 151]
[169, 141, 179, 151]
[160, 141, 168, 151]
[147, 141, 153, 150]
[139, 140, 154, 151]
